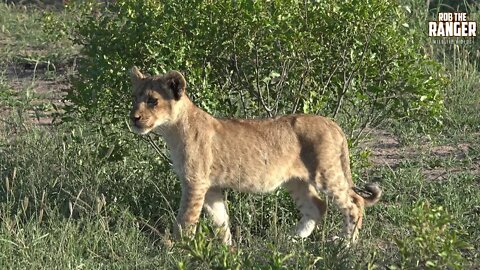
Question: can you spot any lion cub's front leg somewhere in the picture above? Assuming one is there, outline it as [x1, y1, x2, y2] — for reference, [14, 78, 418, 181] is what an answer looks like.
[203, 188, 232, 245]
[175, 184, 208, 239]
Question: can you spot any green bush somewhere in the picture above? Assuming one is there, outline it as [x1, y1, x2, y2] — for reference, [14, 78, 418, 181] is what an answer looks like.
[65, 0, 445, 143]
[394, 202, 471, 269]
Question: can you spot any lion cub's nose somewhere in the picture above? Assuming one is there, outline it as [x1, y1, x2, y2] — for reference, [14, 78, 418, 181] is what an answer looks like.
[132, 115, 141, 123]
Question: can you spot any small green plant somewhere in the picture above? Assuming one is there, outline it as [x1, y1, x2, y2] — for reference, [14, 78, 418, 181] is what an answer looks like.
[394, 201, 471, 269]
[350, 146, 373, 181]
[177, 221, 245, 270]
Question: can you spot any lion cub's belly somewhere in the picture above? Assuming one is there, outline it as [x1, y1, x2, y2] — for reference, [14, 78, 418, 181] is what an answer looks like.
[211, 163, 290, 193]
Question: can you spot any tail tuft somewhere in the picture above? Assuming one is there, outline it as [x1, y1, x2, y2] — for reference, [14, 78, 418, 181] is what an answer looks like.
[354, 183, 382, 207]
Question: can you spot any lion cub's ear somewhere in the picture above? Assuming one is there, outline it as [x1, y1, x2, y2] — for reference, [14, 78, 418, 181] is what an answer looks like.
[130, 66, 145, 85]
[164, 70, 186, 100]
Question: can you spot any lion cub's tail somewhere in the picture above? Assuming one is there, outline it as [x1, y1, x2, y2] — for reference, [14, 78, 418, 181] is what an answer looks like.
[354, 183, 382, 207]
[339, 128, 382, 207]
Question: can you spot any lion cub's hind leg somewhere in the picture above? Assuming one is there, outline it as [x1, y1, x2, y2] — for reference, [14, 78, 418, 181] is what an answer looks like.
[284, 179, 327, 238]
[331, 188, 364, 243]
[203, 188, 232, 245]
[317, 168, 363, 243]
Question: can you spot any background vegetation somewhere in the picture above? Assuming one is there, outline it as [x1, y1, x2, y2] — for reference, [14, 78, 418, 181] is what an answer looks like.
[0, 0, 479, 269]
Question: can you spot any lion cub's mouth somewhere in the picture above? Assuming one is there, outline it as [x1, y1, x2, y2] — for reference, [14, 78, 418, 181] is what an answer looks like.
[130, 122, 153, 135]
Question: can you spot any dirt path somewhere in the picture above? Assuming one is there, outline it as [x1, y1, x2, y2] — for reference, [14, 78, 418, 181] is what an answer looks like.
[362, 129, 480, 180]
[2, 62, 71, 125]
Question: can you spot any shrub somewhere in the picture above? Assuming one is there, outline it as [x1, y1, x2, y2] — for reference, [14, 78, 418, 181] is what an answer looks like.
[64, 0, 445, 144]
[394, 202, 471, 269]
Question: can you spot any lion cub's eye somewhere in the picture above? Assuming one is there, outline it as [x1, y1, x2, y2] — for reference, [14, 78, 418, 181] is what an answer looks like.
[146, 97, 158, 107]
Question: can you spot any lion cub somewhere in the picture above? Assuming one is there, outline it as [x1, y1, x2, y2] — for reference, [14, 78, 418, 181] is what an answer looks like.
[129, 67, 381, 245]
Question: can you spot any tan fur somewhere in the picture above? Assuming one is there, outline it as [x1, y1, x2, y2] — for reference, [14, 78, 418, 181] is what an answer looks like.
[129, 67, 382, 244]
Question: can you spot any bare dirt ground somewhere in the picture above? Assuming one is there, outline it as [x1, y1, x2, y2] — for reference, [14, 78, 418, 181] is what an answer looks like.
[362, 129, 480, 180]
[2, 62, 72, 125]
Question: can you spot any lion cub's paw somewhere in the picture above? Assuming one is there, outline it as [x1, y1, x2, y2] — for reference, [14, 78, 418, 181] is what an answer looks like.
[328, 235, 356, 248]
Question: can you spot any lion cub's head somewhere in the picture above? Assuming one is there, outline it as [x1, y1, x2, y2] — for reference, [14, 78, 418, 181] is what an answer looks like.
[129, 67, 187, 134]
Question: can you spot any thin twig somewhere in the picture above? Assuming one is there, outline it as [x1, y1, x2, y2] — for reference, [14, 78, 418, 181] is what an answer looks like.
[333, 23, 377, 118]
[254, 44, 273, 117]
[145, 133, 172, 165]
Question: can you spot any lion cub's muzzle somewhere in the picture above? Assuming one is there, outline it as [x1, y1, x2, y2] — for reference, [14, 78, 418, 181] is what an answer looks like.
[131, 114, 141, 125]
[130, 113, 150, 134]
[131, 112, 141, 126]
